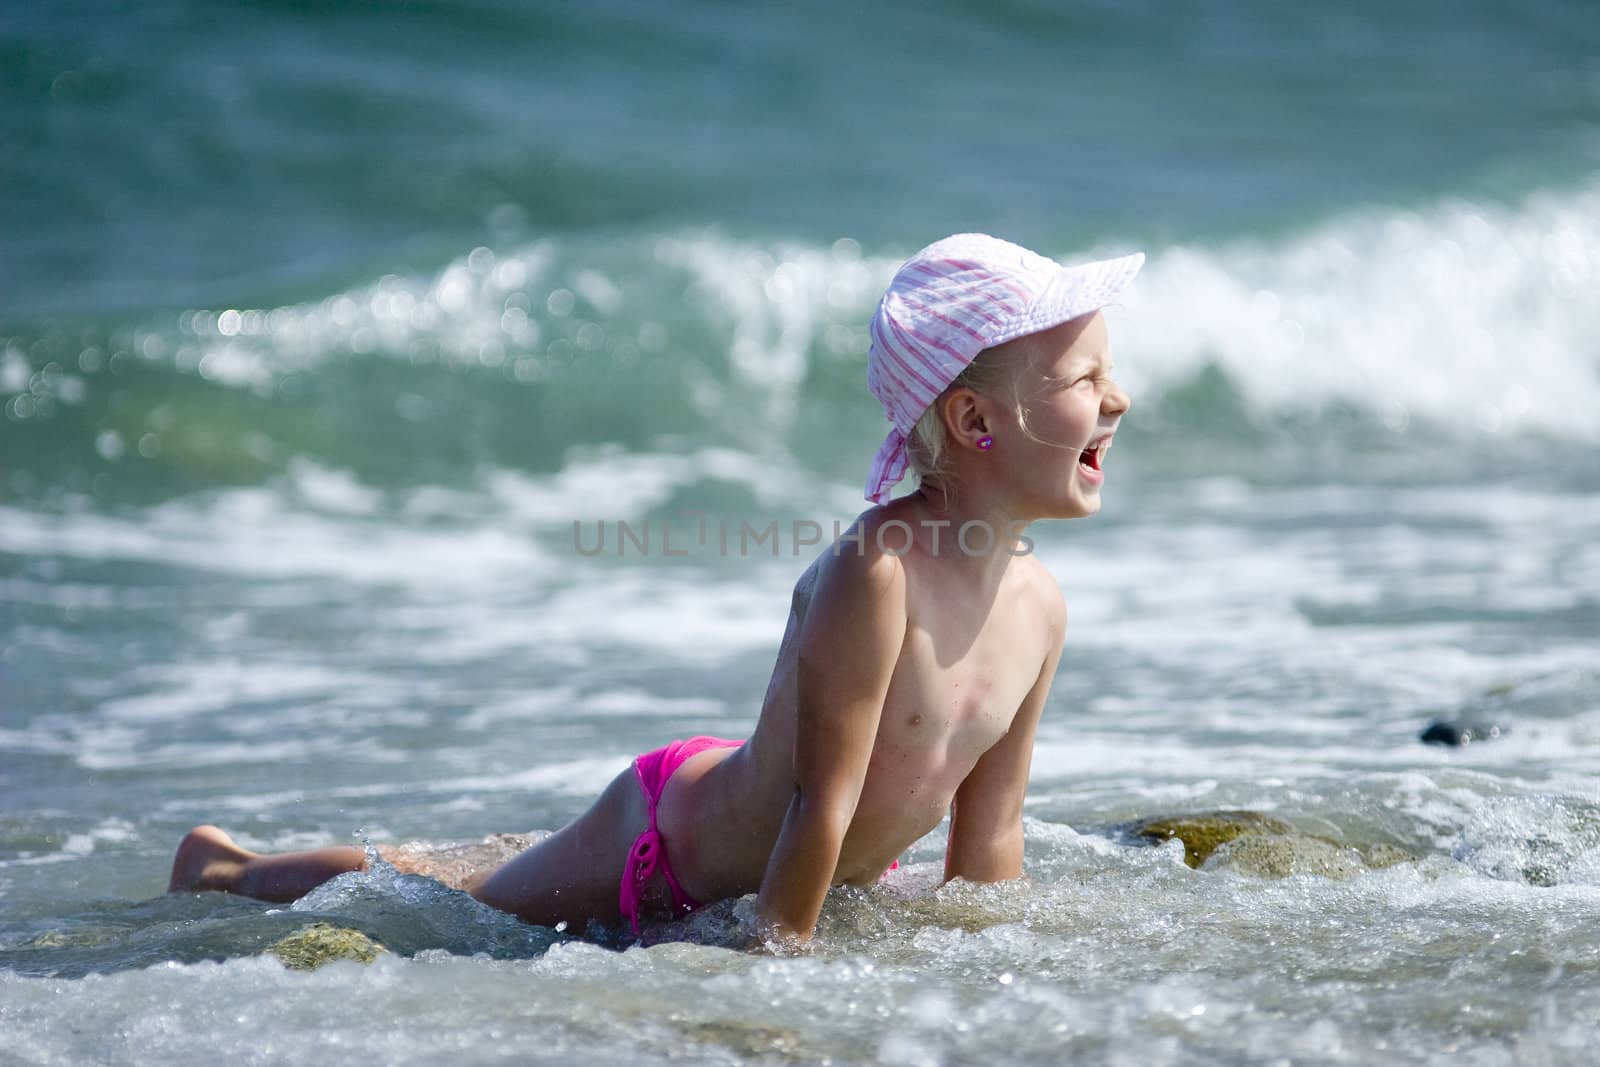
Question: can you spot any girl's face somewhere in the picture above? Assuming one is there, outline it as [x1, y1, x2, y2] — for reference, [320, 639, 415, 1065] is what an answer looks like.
[992, 311, 1131, 519]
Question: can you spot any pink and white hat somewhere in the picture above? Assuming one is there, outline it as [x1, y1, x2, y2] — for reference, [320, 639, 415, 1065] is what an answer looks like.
[864, 233, 1144, 504]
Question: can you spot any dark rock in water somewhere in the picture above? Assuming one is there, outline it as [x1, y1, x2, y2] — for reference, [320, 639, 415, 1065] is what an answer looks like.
[1420, 719, 1506, 746]
[1128, 811, 1292, 868]
[270, 923, 385, 970]
[1521, 863, 1559, 888]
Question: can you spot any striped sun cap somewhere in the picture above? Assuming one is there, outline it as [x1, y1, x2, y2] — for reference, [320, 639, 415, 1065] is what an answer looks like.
[864, 233, 1144, 504]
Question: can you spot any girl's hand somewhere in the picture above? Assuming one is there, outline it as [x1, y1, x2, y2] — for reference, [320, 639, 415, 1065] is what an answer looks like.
[739, 928, 812, 956]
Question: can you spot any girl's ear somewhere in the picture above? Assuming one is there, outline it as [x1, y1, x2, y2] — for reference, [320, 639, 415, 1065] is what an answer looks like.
[940, 388, 990, 451]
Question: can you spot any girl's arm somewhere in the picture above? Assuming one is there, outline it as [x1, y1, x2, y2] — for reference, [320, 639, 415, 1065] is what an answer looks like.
[755, 543, 907, 948]
[943, 585, 1065, 883]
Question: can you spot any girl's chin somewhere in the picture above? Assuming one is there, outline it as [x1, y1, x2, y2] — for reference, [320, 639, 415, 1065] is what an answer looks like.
[1070, 478, 1106, 510]
[1046, 492, 1101, 520]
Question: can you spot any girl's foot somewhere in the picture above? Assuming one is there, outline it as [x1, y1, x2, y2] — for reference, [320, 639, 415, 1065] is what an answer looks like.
[167, 826, 368, 902]
[167, 824, 253, 894]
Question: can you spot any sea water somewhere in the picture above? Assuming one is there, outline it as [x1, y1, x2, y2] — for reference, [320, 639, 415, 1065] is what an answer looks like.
[3, 2, 1599, 1064]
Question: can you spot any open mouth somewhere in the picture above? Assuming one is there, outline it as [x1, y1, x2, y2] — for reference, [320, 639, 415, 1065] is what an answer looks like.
[1079, 435, 1113, 474]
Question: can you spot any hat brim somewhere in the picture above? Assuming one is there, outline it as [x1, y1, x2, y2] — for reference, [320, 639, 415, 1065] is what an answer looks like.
[986, 251, 1145, 349]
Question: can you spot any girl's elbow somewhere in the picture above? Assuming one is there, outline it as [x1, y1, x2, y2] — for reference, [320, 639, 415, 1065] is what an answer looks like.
[792, 785, 857, 836]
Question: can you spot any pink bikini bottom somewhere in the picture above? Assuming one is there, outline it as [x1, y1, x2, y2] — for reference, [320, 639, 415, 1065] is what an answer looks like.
[616, 735, 901, 936]
[618, 736, 742, 935]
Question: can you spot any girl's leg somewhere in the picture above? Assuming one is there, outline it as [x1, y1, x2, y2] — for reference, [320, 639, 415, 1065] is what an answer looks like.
[468, 765, 647, 929]
[170, 764, 652, 928]
[168, 825, 368, 903]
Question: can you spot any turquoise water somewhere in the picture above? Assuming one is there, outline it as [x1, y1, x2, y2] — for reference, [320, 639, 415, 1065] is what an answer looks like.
[3, 3, 1600, 1064]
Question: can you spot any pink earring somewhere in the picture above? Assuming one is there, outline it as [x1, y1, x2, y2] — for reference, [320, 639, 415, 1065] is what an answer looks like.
[977, 435, 993, 451]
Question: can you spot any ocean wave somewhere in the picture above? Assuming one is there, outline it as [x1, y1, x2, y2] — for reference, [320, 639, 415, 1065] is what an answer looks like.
[1120, 179, 1600, 441]
[3, 179, 1596, 503]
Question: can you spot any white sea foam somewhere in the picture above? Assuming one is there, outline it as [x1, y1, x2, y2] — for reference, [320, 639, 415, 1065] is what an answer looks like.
[0, 481, 549, 592]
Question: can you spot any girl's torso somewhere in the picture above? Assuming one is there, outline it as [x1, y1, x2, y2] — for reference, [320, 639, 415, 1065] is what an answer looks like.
[659, 513, 1059, 902]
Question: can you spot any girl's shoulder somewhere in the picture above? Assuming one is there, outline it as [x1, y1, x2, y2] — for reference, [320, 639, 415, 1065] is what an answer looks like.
[1018, 554, 1068, 636]
[793, 508, 911, 611]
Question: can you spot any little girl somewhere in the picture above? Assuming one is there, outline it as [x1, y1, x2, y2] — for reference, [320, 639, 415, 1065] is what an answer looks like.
[169, 233, 1141, 948]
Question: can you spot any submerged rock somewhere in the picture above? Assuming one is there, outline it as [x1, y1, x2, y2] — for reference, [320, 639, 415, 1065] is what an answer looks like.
[20, 927, 119, 950]
[1420, 718, 1506, 746]
[1358, 843, 1414, 869]
[1206, 834, 1366, 879]
[1452, 794, 1600, 887]
[270, 923, 385, 970]
[676, 1020, 810, 1061]
[1129, 811, 1292, 868]
[1127, 810, 1416, 879]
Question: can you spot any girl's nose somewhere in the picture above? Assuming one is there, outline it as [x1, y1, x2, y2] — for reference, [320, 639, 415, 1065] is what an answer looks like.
[1103, 380, 1132, 416]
